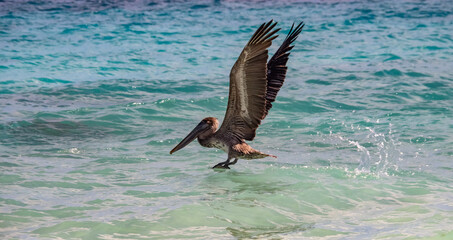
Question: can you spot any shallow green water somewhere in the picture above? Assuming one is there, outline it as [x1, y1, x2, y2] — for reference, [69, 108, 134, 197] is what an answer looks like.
[1, 0, 452, 239]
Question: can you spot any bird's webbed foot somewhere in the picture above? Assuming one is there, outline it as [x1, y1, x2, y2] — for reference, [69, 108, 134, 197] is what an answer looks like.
[212, 162, 230, 169]
[212, 158, 238, 169]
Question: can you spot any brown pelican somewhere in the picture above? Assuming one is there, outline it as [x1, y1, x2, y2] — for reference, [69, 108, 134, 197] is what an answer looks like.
[170, 20, 304, 169]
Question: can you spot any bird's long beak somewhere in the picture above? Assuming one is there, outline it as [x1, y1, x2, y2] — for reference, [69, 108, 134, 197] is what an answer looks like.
[170, 121, 209, 154]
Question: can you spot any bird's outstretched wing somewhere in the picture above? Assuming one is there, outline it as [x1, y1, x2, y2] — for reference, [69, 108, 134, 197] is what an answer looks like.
[264, 21, 304, 117]
[216, 20, 280, 143]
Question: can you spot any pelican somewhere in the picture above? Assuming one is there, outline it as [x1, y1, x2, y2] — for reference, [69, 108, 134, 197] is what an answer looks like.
[170, 20, 304, 169]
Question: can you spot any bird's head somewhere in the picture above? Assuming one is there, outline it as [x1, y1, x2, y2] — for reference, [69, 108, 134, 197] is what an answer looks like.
[170, 117, 218, 154]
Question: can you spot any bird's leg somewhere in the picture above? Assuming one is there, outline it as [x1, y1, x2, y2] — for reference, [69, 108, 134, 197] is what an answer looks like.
[213, 158, 231, 169]
[226, 158, 238, 167]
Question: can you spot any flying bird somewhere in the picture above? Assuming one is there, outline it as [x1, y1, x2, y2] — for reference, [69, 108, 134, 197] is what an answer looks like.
[170, 20, 304, 169]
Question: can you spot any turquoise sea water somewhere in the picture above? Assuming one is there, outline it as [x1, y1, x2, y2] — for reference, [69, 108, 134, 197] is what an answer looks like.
[1, 0, 452, 239]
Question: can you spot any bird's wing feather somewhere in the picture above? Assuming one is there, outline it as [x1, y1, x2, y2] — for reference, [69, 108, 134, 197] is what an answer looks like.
[264, 21, 304, 117]
[216, 20, 280, 143]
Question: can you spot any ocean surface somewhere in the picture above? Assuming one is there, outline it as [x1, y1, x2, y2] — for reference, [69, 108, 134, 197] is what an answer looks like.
[1, 0, 452, 239]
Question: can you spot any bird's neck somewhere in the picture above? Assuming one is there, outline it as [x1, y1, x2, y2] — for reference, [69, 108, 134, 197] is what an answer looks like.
[198, 127, 217, 140]
[197, 130, 217, 147]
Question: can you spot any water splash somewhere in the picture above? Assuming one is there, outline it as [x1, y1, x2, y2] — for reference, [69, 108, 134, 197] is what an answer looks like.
[332, 122, 404, 177]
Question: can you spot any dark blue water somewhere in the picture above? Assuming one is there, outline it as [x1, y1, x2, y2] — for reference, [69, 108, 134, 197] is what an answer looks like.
[1, 0, 452, 239]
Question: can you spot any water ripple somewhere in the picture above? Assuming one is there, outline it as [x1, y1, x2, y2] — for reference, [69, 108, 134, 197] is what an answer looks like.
[1, 0, 453, 239]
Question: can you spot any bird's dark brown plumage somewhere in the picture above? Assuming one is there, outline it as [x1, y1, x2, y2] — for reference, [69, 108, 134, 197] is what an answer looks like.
[265, 22, 304, 117]
[170, 20, 304, 169]
[215, 20, 280, 143]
